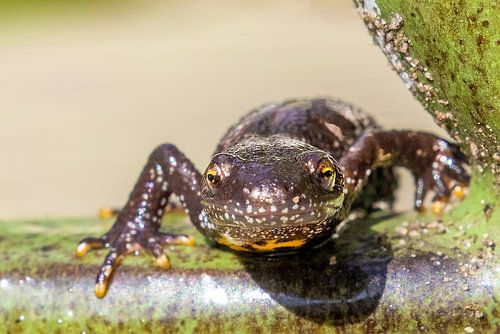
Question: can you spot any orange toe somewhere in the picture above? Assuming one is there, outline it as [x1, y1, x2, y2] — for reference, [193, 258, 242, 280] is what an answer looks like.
[76, 242, 91, 257]
[95, 283, 108, 299]
[431, 200, 447, 216]
[155, 254, 171, 270]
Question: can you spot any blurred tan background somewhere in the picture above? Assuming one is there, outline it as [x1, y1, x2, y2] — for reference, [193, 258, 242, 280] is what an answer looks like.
[0, 0, 445, 219]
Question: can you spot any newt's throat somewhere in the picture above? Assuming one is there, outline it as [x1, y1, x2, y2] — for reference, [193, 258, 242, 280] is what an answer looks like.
[212, 217, 334, 253]
[218, 236, 307, 252]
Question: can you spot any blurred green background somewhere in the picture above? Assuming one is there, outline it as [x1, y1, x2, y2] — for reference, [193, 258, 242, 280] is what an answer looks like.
[0, 0, 446, 218]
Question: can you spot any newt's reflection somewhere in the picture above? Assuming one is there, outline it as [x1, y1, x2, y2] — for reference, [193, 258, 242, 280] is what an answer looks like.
[240, 213, 393, 325]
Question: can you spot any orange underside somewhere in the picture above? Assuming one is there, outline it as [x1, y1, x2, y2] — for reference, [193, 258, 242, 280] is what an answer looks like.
[218, 236, 306, 252]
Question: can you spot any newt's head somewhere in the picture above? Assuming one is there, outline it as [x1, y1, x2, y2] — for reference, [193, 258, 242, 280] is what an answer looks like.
[200, 135, 344, 254]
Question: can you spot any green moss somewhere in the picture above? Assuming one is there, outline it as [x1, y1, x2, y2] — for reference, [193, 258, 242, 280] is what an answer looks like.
[0, 213, 243, 274]
[354, 0, 499, 182]
[1, 212, 497, 332]
[380, 170, 499, 255]
[378, 0, 499, 131]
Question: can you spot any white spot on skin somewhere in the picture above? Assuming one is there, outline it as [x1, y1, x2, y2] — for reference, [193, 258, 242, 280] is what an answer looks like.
[325, 122, 344, 140]
[292, 196, 300, 204]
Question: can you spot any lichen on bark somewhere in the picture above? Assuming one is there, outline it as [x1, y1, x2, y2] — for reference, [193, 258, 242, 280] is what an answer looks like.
[353, 0, 500, 188]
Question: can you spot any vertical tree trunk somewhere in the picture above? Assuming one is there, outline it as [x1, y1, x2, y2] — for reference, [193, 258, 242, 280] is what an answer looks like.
[353, 0, 499, 214]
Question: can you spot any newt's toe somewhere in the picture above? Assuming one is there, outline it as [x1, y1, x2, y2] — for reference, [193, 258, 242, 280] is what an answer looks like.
[431, 200, 447, 217]
[98, 207, 119, 219]
[95, 265, 114, 299]
[154, 254, 171, 270]
[94, 251, 122, 298]
[76, 237, 106, 257]
[452, 185, 467, 201]
[95, 282, 108, 299]
[76, 242, 92, 257]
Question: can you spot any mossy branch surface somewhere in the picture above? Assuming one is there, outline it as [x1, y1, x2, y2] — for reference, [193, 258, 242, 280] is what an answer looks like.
[0, 211, 497, 333]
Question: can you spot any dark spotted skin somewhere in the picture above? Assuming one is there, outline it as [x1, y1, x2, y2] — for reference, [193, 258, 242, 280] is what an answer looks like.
[76, 98, 469, 298]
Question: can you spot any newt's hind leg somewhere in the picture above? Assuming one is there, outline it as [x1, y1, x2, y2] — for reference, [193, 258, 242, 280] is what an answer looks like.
[76, 144, 210, 298]
[339, 131, 469, 214]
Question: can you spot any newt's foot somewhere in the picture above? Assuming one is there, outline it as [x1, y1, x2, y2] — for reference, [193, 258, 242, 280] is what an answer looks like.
[76, 230, 195, 298]
[430, 183, 469, 217]
[414, 139, 469, 213]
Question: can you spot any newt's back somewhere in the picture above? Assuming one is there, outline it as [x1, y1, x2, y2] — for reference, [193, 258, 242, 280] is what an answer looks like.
[215, 98, 380, 160]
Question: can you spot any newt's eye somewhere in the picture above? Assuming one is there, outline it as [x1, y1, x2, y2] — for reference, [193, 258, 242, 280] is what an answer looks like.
[205, 165, 223, 193]
[316, 160, 336, 191]
[320, 165, 334, 178]
[206, 168, 218, 184]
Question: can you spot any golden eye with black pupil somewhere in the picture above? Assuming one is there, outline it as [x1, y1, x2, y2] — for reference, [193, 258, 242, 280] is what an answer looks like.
[316, 160, 336, 191]
[320, 166, 334, 178]
[206, 168, 218, 184]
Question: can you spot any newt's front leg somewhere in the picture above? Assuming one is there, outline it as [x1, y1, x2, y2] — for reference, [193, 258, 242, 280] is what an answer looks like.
[76, 144, 210, 298]
[339, 131, 469, 211]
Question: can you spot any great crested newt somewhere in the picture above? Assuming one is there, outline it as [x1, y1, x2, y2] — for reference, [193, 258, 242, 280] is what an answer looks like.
[76, 98, 469, 298]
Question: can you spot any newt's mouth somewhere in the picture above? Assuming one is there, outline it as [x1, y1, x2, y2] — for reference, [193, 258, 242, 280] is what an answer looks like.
[201, 199, 342, 229]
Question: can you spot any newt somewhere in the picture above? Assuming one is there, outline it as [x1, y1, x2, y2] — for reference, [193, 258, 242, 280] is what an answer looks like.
[76, 98, 469, 298]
